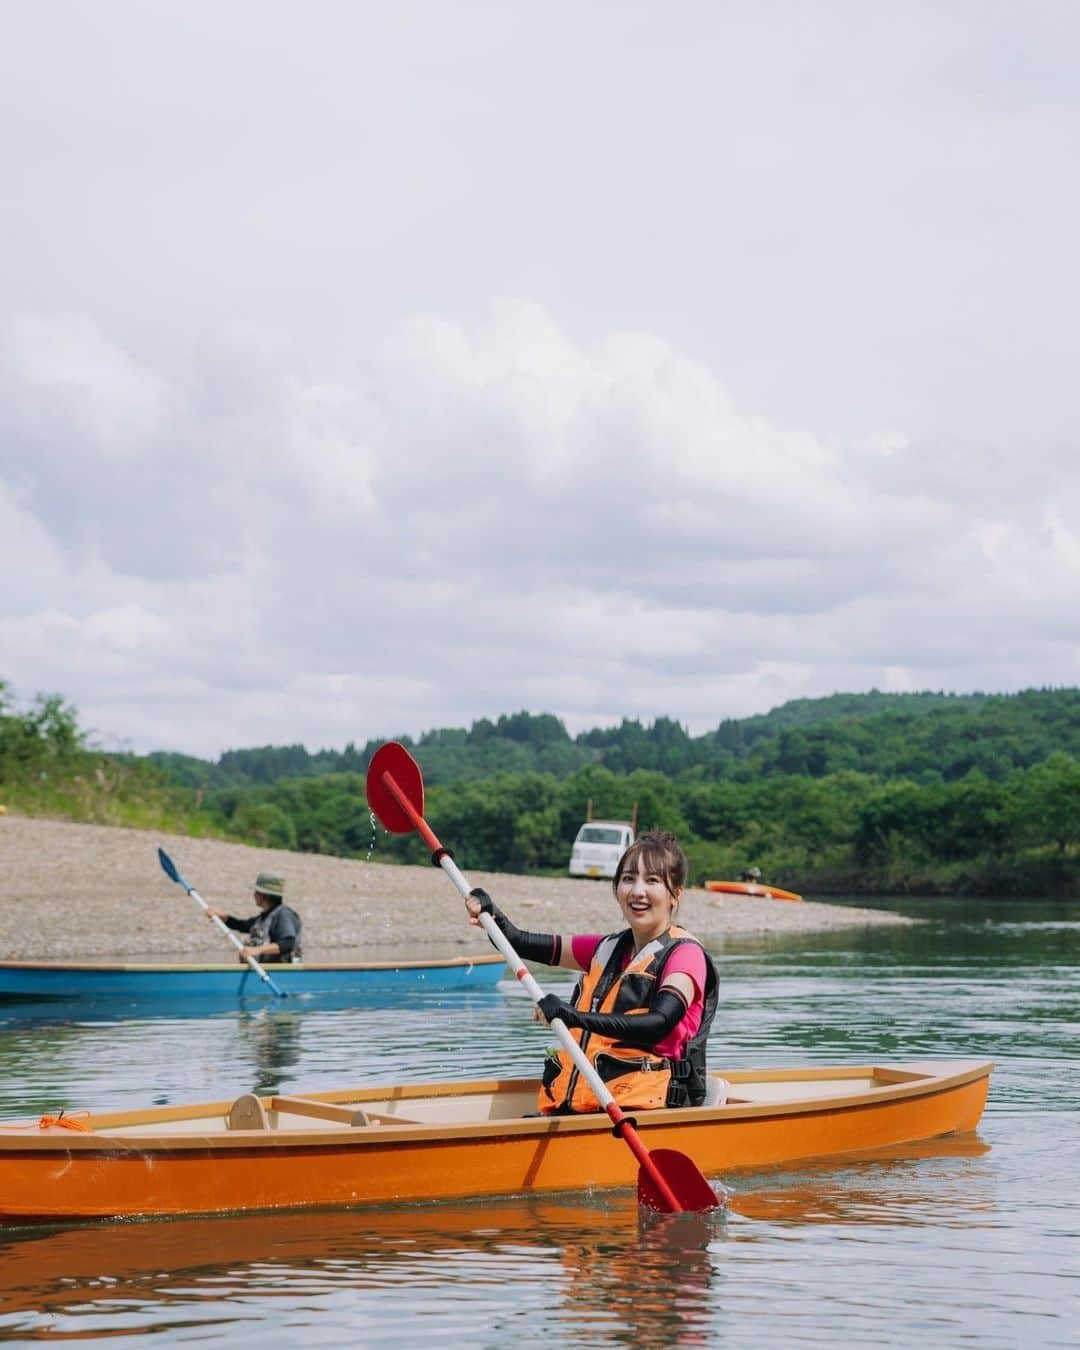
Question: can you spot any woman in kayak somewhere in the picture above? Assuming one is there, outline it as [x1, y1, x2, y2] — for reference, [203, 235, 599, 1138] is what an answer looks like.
[465, 830, 717, 1114]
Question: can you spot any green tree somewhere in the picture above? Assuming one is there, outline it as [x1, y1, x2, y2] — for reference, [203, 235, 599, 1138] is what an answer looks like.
[231, 801, 298, 850]
[854, 782, 927, 865]
[1010, 753, 1080, 854]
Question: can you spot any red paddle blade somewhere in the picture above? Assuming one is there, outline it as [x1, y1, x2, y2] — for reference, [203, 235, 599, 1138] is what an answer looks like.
[366, 742, 424, 834]
[637, 1149, 720, 1214]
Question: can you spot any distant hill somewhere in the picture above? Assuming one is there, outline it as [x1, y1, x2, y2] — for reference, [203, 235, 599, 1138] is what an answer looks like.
[138, 687, 1080, 789]
[7, 681, 1078, 894]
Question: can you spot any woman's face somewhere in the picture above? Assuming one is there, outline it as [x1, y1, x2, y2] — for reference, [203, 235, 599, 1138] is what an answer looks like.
[615, 857, 682, 947]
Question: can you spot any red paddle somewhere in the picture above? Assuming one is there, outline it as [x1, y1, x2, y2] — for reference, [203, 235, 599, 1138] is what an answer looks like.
[366, 740, 719, 1215]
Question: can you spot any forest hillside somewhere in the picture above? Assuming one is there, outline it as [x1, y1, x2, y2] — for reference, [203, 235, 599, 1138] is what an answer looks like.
[3, 682, 1078, 896]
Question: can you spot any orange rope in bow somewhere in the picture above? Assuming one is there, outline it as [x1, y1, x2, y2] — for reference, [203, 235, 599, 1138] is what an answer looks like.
[37, 1109, 93, 1132]
[0, 1109, 94, 1134]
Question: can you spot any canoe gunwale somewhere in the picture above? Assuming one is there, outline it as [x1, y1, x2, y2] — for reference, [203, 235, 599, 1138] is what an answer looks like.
[0, 954, 507, 1005]
[0, 1060, 994, 1154]
[0, 955, 505, 974]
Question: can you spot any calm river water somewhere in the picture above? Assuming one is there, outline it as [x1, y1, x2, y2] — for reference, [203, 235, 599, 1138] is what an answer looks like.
[0, 896, 1076, 1347]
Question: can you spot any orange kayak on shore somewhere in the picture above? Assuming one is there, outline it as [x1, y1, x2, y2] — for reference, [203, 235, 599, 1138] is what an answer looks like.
[705, 880, 803, 902]
[0, 1059, 991, 1223]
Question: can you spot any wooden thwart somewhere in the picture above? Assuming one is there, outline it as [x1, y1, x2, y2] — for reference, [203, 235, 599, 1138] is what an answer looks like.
[227, 1093, 427, 1130]
[271, 1096, 372, 1127]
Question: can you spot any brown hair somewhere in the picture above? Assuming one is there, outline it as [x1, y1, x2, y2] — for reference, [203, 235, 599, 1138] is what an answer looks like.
[611, 829, 688, 899]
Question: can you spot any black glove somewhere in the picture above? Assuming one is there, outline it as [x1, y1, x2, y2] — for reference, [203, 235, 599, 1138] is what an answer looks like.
[469, 889, 560, 964]
[537, 993, 582, 1028]
[538, 989, 688, 1047]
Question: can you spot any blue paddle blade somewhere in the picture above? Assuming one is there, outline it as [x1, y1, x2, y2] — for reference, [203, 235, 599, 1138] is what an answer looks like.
[637, 1149, 721, 1214]
[157, 847, 178, 880]
[157, 847, 186, 889]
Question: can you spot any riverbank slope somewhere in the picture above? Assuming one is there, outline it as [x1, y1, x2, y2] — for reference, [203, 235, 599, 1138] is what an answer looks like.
[0, 815, 913, 962]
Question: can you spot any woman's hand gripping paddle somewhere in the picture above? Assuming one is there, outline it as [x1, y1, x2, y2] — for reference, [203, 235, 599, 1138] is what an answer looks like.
[365, 741, 718, 1215]
[157, 847, 288, 999]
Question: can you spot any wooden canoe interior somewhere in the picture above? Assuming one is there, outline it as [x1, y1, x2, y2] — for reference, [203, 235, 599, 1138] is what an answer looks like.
[78, 1065, 947, 1137]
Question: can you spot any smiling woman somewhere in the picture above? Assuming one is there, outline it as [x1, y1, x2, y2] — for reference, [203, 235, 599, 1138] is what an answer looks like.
[466, 830, 720, 1116]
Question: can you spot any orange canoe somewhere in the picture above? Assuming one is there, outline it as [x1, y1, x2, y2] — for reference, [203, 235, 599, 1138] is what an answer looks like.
[705, 880, 803, 902]
[0, 1059, 991, 1223]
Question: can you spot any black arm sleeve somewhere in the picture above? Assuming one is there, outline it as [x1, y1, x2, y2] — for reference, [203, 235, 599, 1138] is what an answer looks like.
[223, 915, 255, 934]
[537, 989, 688, 1049]
[470, 888, 561, 965]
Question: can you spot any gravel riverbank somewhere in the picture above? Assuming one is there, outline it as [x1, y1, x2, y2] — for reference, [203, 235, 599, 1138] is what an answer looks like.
[0, 814, 913, 963]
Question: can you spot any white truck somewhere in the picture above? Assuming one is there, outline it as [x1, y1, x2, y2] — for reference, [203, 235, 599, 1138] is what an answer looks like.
[568, 820, 635, 879]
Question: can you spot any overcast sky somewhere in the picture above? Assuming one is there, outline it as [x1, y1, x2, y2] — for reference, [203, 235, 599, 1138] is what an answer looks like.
[3, 2, 1078, 759]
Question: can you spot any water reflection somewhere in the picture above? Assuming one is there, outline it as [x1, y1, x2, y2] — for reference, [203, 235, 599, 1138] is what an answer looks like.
[0, 896, 1074, 1347]
[717, 895, 1080, 970]
[0, 1135, 996, 1346]
[726, 1134, 994, 1228]
[0, 988, 521, 1121]
[239, 1009, 304, 1095]
[548, 1206, 719, 1347]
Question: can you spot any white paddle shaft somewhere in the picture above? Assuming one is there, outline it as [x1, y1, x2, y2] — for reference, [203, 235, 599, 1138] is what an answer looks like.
[438, 852, 621, 1113]
[184, 882, 280, 988]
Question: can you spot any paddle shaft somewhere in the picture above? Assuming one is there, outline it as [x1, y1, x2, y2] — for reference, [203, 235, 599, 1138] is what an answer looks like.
[376, 767, 686, 1212]
[186, 885, 289, 996]
[157, 849, 287, 998]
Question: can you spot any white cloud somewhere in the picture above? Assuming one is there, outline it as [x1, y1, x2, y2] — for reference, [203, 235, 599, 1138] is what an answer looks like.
[3, 295, 1078, 755]
[5, 314, 168, 457]
[1, 4, 1078, 755]
[0, 481, 67, 589]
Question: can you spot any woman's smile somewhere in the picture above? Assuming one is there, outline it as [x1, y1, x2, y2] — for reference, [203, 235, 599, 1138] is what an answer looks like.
[616, 860, 682, 946]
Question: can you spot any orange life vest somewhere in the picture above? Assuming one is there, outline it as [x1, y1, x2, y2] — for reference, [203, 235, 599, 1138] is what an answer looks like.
[537, 925, 718, 1115]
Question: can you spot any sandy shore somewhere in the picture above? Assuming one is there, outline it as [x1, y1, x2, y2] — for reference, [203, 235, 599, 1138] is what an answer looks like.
[0, 815, 913, 963]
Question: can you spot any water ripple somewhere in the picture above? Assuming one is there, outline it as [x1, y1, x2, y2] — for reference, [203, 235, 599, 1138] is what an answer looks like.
[1, 896, 1077, 1347]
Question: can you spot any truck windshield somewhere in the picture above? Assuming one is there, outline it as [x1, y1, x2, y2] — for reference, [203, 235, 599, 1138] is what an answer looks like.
[577, 826, 624, 845]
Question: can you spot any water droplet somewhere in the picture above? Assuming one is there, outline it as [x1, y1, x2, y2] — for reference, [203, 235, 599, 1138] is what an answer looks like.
[366, 810, 379, 862]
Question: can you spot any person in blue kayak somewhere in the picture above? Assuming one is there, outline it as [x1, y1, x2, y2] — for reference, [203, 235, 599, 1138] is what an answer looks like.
[206, 872, 303, 964]
[465, 829, 718, 1114]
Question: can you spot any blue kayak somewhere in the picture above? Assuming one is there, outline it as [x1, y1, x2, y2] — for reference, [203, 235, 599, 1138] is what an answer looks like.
[0, 955, 505, 1004]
